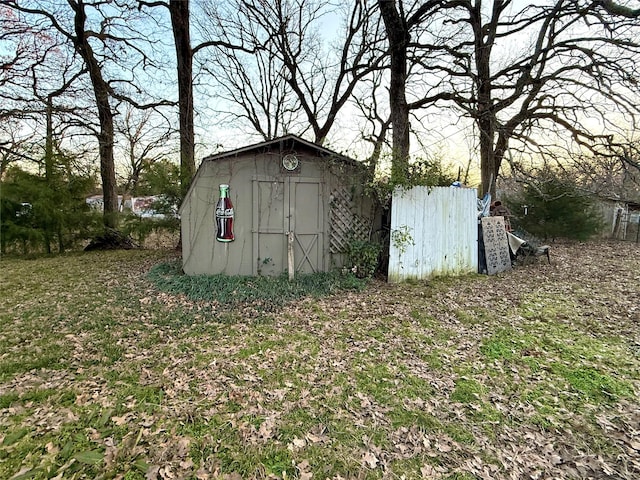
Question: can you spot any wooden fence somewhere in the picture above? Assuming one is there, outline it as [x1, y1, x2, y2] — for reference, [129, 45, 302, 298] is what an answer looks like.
[388, 186, 478, 282]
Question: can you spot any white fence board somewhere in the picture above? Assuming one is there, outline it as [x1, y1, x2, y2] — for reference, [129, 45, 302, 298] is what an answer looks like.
[388, 186, 478, 282]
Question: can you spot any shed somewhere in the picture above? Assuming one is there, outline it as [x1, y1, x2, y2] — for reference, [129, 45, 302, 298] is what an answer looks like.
[179, 135, 377, 276]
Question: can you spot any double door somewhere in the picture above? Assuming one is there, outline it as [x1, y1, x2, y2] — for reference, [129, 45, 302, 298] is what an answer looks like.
[252, 176, 324, 276]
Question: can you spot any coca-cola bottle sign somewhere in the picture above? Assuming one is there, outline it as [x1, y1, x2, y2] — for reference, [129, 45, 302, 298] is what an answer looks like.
[215, 184, 234, 242]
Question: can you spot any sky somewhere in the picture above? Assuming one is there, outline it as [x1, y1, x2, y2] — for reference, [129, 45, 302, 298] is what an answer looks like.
[3, 0, 640, 186]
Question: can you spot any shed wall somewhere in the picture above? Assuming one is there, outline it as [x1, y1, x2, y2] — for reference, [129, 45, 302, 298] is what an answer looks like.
[181, 151, 375, 276]
[388, 186, 478, 282]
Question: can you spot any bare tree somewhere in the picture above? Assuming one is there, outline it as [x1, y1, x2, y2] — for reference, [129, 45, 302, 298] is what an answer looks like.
[0, 120, 38, 181]
[138, 0, 267, 193]
[5, 0, 169, 230]
[2, 1, 93, 180]
[168, 0, 195, 192]
[200, 25, 302, 141]
[374, 1, 640, 195]
[116, 106, 173, 199]
[376, 0, 470, 182]
[377, 0, 413, 181]
[417, 1, 640, 195]
[138, 0, 196, 192]
[196, 0, 382, 146]
[352, 68, 392, 174]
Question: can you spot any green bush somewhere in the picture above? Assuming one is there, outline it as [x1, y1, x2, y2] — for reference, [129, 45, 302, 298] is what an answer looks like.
[344, 239, 381, 278]
[148, 261, 368, 315]
[120, 213, 179, 246]
[1, 166, 100, 254]
[507, 173, 603, 241]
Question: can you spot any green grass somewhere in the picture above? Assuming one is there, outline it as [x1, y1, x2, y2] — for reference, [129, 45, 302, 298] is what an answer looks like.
[0, 245, 639, 479]
[556, 365, 634, 402]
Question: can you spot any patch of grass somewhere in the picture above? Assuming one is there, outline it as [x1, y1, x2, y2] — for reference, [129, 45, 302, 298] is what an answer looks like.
[519, 294, 577, 323]
[443, 423, 476, 444]
[455, 306, 494, 326]
[555, 365, 634, 403]
[0, 428, 40, 479]
[2, 244, 640, 479]
[445, 473, 478, 480]
[389, 408, 441, 431]
[260, 447, 296, 477]
[0, 391, 20, 408]
[0, 347, 68, 382]
[387, 457, 431, 478]
[98, 339, 125, 365]
[450, 378, 484, 404]
[8, 388, 75, 408]
[480, 339, 516, 360]
[354, 362, 397, 405]
[116, 384, 165, 411]
[419, 349, 444, 369]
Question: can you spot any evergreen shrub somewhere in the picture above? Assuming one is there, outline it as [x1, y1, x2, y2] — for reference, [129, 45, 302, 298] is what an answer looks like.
[507, 172, 603, 241]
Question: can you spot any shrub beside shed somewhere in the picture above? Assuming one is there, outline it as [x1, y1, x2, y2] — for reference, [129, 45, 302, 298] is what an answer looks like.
[179, 135, 377, 276]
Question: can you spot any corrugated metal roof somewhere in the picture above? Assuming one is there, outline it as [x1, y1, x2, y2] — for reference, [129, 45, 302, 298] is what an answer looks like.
[388, 186, 478, 282]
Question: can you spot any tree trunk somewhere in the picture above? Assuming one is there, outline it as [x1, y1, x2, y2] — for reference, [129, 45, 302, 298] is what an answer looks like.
[169, 0, 195, 194]
[45, 96, 54, 181]
[45, 95, 54, 253]
[473, 2, 496, 197]
[378, 0, 410, 183]
[70, 0, 118, 229]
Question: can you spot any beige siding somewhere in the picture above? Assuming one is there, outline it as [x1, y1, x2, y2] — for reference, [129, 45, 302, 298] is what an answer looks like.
[181, 148, 374, 276]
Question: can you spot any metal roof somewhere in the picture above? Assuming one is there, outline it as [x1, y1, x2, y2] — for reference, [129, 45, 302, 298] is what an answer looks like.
[201, 134, 359, 166]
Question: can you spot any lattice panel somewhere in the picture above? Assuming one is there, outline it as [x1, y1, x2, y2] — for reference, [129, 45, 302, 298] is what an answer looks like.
[330, 187, 370, 253]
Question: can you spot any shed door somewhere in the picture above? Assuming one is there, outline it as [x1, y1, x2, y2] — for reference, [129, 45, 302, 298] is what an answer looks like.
[253, 177, 324, 275]
[291, 178, 323, 274]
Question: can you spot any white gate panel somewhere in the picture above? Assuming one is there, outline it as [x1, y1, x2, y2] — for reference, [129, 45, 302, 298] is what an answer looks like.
[389, 186, 478, 282]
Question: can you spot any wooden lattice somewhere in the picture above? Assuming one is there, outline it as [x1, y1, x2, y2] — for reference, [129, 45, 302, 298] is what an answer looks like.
[329, 187, 370, 253]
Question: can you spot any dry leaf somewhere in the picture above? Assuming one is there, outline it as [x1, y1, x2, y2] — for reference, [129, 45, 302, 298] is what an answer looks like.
[258, 417, 275, 440]
[362, 451, 379, 469]
[111, 414, 131, 426]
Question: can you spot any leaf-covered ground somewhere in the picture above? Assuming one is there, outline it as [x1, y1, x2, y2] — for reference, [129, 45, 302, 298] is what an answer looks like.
[0, 241, 639, 480]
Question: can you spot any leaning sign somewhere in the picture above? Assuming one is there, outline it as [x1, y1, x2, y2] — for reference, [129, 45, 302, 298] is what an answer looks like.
[388, 186, 478, 282]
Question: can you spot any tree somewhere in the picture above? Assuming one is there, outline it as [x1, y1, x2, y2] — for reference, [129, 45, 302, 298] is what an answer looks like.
[5, 0, 170, 230]
[199, 19, 301, 141]
[197, 0, 382, 146]
[376, 0, 470, 182]
[1, 163, 97, 254]
[115, 106, 174, 199]
[374, 1, 640, 194]
[139, 0, 261, 193]
[507, 166, 603, 241]
[168, 0, 195, 193]
[426, 1, 640, 195]
[352, 68, 392, 174]
[377, 0, 412, 182]
[1, 1, 87, 181]
[0, 120, 37, 181]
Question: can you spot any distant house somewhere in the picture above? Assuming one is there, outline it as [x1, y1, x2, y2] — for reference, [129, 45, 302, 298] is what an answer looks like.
[130, 196, 177, 218]
[179, 135, 378, 276]
[85, 195, 174, 218]
[86, 195, 130, 212]
[599, 198, 640, 241]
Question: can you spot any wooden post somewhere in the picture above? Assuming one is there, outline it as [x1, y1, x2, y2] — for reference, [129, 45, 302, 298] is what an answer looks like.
[287, 231, 295, 281]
